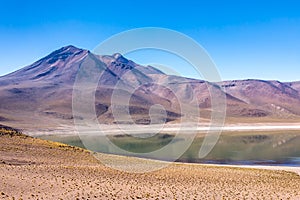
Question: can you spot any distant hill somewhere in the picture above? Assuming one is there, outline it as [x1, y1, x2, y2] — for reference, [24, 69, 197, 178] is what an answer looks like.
[1, 45, 300, 131]
[0, 124, 22, 136]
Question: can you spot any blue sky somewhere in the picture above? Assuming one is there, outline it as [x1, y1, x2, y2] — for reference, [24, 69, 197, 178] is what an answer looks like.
[0, 0, 300, 81]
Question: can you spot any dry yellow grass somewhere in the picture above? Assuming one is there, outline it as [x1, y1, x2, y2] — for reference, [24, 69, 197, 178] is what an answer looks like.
[0, 133, 299, 199]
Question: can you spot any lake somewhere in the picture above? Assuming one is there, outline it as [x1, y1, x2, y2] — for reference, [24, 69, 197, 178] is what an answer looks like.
[38, 130, 300, 166]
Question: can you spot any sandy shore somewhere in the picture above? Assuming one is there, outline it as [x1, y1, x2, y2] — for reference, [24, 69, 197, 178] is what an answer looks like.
[1, 133, 300, 199]
[197, 163, 300, 176]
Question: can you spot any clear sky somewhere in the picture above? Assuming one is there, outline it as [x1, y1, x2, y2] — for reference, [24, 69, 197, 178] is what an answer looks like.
[0, 0, 300, 81]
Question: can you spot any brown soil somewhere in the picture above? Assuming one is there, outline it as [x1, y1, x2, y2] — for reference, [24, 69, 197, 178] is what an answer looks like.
[0, 132, 299, 199]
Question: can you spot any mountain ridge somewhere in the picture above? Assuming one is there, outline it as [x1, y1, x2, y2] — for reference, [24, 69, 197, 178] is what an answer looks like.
[2, 45, 297, 85]
[1, 45, 300, 131]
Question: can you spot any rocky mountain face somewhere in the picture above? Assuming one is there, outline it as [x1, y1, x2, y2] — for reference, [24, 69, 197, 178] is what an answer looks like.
[0, 45, 300, 130]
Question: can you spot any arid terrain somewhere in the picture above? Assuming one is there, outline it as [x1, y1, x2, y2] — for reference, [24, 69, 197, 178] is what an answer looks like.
[1, 1, 300, 199]
[2, 46, 300, 132]
[1, 46, 300, 199]
[1, 126, 300, 199]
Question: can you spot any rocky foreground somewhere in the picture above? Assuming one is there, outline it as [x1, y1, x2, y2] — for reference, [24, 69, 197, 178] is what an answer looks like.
[0, 127, 300, 199]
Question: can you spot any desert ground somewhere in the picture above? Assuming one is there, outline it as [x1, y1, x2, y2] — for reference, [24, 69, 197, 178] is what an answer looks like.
[1, 127, 300, 199]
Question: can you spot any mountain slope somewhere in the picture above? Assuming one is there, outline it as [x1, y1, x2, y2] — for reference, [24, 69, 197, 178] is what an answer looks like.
[0, 45, 300, 131]
[221, 80, 300, 117]
[286, 81, 300, 93]
[0, 46, 183, 128]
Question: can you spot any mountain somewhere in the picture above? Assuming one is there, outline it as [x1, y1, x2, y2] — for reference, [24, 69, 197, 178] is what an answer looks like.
[1, 45, 300, 131]
[221, 80, 300, 117]
[286, 81, 300, 93]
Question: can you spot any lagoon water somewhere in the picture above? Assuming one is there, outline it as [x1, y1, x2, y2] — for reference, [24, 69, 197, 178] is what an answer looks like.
[38, 130, 300, 167]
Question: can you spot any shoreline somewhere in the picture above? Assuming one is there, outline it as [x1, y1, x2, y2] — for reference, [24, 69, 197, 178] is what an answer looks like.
[25, 123, 300, 136]
[1, 132, 300, 199]
[200, 163, 300, 176]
